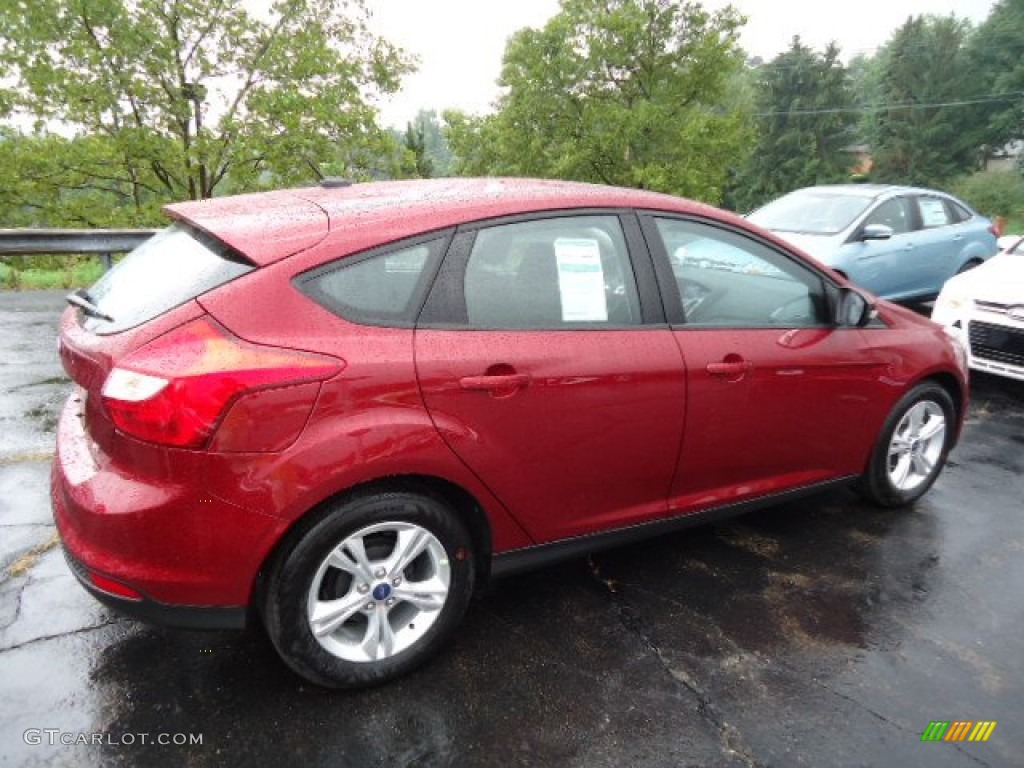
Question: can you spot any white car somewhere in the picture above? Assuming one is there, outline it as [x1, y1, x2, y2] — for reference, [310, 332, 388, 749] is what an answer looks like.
[932, 235, 1024, 381]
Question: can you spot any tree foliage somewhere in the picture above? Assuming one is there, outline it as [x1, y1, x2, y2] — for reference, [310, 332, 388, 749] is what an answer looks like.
[446, 0, 749, 203]
[403, 120, 433, 178]
[393, 109, 455, 178]
[0, 129, 148, 227]
[868, 15, 980, 185]
[730, 38, 855, 212]
[969, 0, 1024, 152]
[0, 0, 412, 225]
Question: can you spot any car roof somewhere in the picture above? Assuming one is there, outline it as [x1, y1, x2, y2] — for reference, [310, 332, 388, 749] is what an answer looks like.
[165, 178, 736, 265]
[788, 184, 956, 200]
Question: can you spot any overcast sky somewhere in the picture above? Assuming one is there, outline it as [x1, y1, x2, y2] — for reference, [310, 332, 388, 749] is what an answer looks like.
[366, 0, 998, 128]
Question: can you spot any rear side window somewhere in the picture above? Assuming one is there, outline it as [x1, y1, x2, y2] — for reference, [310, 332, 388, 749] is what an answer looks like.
[460, 216, 642, 328]
[946, 199, 972, 223]
[917, 197, 953, 229]
[298, 237, 446, 327]
[83, 224, 253, 334]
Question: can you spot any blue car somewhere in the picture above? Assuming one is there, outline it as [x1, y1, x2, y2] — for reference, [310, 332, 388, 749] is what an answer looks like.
[747, 185, 998, 302]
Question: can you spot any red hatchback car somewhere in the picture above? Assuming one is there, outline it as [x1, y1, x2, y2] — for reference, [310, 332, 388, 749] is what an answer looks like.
[52, 178, 967, 687]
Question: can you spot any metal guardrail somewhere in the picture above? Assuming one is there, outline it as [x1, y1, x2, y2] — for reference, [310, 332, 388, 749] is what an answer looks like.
[0, 228, 158, 269]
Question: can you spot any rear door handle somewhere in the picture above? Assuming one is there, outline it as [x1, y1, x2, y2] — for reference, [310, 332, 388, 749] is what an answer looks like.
[706, 361, 752, 376]
[459, 373, 531, 391]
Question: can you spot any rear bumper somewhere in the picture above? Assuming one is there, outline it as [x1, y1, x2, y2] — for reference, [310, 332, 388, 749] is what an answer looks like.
[63, 550, 246, 630]
[51, 392, 288, 615]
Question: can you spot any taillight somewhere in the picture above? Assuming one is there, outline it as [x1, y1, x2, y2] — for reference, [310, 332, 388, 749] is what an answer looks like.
[101, 316, 342, 448]
[989, 221, 1002, 238]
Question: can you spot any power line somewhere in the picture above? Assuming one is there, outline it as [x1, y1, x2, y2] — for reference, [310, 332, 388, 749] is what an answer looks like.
[754, 91, 1024, 117]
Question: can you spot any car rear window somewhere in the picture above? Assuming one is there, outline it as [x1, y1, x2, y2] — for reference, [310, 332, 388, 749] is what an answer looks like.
[81, 223, 254, 334]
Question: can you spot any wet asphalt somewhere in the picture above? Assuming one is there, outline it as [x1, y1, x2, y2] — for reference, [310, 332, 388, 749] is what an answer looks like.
[0, 289, 1021, 767]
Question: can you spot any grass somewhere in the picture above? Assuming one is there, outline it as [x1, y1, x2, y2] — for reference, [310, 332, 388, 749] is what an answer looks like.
[1, 257, 107, 290]
[1001, 213, 1024, 237]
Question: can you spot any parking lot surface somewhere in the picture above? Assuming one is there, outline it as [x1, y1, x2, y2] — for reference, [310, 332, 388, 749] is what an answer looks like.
[1, 290, 1022, 767]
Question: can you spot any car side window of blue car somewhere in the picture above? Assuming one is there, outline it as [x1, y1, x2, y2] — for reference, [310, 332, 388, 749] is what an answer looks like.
[917, 197, 953, 229]
[864, 197, 914, 235]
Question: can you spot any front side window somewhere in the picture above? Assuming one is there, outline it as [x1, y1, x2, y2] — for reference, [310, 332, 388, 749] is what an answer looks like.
[462, 216, 642, 328]
[864, 197, 914, 234]
[654, 218, 829, 327]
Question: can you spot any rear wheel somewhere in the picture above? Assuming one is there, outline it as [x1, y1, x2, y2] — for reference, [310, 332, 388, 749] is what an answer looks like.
[263, 490, 475, 688]
[957, 259, 982, 274]
[858, 382, 955, 507]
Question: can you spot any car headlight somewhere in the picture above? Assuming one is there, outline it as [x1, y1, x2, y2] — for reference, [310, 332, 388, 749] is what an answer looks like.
[932, 288, 972, 324]
[935, 293, 972, 311]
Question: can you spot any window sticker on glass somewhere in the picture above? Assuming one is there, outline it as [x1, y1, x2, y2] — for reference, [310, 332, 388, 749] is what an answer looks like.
[919, 198, 949, 228]
[554, 238, 607, 322]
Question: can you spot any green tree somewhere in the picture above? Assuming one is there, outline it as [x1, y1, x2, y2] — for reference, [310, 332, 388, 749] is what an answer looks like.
[403, 120, 434, 178]
[389, 110, 455, 179]
[869, 15, 981, 185]
[969, 0, 1024, 154]
[446, 0, 749, 203]
[847, 52, 883, 145]
[0, 0, 412, 224]
[0, 129, 157, 226]
[413, 109, 454, 177]
[730, 38, 855, 212]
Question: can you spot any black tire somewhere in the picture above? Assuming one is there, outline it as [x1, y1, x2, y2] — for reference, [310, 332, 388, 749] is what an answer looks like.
[263, 489, 475, 688]
[956, 259, 982, 274]
[858, 382, 956, 508]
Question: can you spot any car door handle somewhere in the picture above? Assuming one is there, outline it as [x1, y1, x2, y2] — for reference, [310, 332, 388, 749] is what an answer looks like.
[459, 373, 531, 391]
[706, 361, 752, 376]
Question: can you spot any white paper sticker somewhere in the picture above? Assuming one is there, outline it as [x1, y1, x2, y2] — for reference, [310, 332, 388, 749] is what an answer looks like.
[919, 198, 948, 228]
[554, 238, 607, 322]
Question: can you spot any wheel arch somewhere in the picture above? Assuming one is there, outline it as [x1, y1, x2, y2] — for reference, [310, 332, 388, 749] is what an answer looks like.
[249, 474, 494, 625]
[920, 370, 966, 432]
[957, 256, 984, 273]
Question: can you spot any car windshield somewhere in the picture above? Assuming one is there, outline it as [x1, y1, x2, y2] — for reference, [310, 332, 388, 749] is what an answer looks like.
[749, 190, 874, 235]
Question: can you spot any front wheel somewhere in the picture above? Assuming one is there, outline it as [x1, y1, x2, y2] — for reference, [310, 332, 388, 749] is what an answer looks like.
[262, 490, 475, 688]
[858, 382, 956, 507]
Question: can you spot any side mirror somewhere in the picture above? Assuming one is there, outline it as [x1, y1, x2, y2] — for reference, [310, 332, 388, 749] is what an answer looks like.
[835, 287, 875, 327]
[860, 223, 894, 241]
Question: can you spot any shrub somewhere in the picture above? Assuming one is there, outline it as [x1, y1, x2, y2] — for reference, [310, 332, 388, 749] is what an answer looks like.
[949, 171, 1024, 220]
